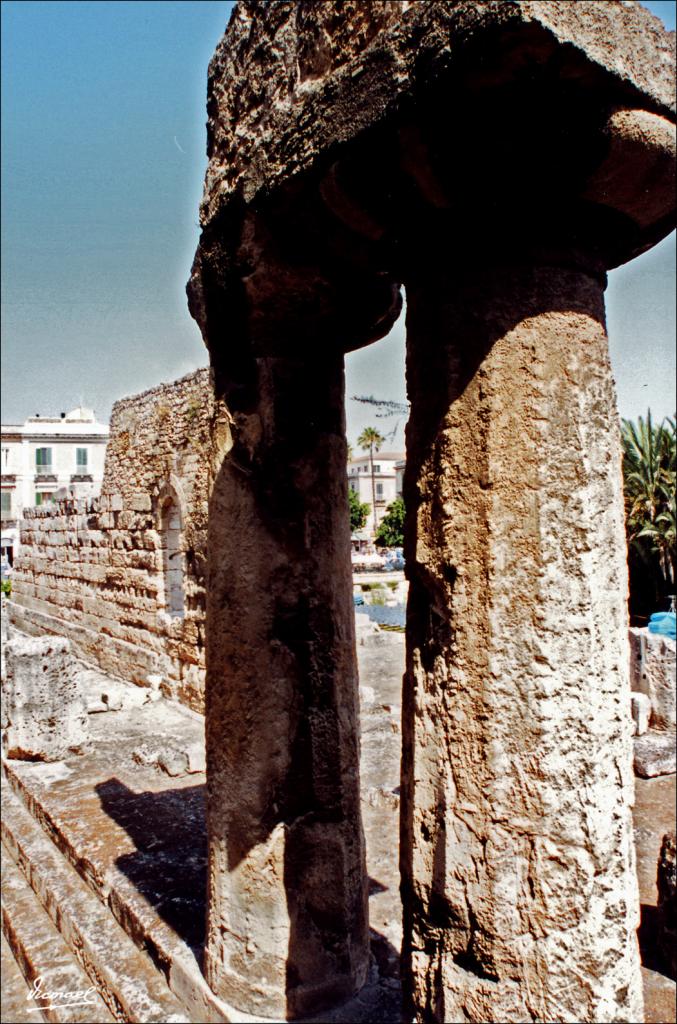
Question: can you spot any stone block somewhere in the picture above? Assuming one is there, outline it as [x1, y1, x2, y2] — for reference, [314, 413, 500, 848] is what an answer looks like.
[1, 635, 89, 761]
[132, 739, 205, 777]
[631, 692, 651, 736]
[110, 494, 123, 512]
[355, 610, 381, 645]
[634, 732, 677, 778]
[130, 492, 152, 512]
[629, 627, 676, 732]
[185, 741, 206, 774]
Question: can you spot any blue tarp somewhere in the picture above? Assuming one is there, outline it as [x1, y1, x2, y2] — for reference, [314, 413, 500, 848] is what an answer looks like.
[648, 611, 676, 640]
[358, 603, 406, 628]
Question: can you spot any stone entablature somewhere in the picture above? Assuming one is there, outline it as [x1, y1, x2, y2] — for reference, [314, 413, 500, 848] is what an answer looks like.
[10, 369, 214, 713]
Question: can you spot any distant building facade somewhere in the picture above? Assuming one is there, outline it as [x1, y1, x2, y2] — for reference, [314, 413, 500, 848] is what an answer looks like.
[348, 450, 404, 538]
[1, 407, 109, 563]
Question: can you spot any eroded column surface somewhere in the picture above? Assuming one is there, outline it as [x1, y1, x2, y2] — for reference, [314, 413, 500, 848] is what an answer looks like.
[204, 350, 368, 1020]
[401, 260, 642, 1023]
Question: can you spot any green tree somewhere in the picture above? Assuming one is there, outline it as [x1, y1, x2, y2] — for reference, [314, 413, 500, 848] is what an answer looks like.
[375, 497, 405, 548]
[357, 426, 385, 532]
[348, 487, 370, 533]
[621, 411, 676, 616]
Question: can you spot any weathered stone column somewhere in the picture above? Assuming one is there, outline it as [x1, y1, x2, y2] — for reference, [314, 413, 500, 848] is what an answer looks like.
[189, 5, 674, 1020]
[204, 349, 368, 1020]
[401, 255, 642, 1023]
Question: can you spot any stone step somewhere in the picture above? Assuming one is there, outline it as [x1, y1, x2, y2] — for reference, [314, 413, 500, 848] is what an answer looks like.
[1, 782, 190, 1024]
[1, 930, 48, 1022]
[1, 848, 114, 1023]
[1, 757, 237, 1024]
[2, 754, 402, 1024]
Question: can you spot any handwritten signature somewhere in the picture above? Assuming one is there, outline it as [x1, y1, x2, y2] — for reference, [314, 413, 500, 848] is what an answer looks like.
[28, 975, 98, 1012]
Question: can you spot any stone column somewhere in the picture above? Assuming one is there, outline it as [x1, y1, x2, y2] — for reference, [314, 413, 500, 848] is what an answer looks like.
[204, 349, 368, 1020]
[400, 257, 642, 1023]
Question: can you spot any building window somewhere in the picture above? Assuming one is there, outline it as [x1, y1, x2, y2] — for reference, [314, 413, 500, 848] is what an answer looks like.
[35, 492, 54, 506]
[35, 448, 53, 473]
[1, 448, 9, 469]
[76, 447, 88, 470]
[373, 465, 381, 473]
[376, 483, 384, 497]
[1, 491, 11, 513]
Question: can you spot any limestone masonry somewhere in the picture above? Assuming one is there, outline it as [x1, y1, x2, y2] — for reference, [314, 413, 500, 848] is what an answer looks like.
[2, 3, 676, 1023]
[1, 635, 89, 762]
[9, 369, 213, 713]
[187, 2, 675, 1022]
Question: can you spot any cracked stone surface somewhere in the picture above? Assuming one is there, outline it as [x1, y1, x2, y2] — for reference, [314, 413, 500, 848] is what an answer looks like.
[1, 630, 405, 1024]
[199, 1, 675, 217]
[2, 635, 89, 763]
[189, 4, 675, 1018]
[634, 733, 677, 779]
[629, 627, 677, 732]
[2, 626, 675, 1023]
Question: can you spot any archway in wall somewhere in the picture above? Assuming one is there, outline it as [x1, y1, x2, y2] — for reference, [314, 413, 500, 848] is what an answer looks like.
[159, 491, 185, 618]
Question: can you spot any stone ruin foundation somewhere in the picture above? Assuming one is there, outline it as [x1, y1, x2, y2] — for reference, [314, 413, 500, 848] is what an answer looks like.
[9, 369, 213, 712]
[185, 2, 675, 1023]
[0, 3, 675, 1023]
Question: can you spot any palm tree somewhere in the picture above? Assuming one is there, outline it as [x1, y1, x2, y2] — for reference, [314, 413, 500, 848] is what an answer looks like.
[622, 412, 676, 604]
[357, 426, 385, 534]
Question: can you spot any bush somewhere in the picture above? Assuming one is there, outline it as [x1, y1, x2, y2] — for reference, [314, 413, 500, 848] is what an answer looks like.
[375, 497, 405, 548]
[1, 579, 11, 597]
[349, 488, 370, 533]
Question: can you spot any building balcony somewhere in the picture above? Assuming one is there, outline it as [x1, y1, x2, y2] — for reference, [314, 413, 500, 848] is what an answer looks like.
[71, 474, 93, 483]
[34, 471, 57, 482]
[1, 511, 17, 524]
[1, 474, 16, 484]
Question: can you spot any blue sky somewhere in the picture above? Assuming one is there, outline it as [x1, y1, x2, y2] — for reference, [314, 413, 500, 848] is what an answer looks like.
[2, 0, 675, 446]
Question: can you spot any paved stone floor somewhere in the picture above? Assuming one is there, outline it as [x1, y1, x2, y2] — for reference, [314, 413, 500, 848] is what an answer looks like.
[1, 626, 675, 1023]
[634, 773, 677, 1024]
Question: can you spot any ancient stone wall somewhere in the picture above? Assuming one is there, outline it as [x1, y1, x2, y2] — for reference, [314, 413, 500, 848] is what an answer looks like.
[9, 369, 213, 713]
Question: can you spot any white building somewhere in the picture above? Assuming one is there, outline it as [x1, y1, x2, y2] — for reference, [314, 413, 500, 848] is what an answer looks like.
[1, 407, 109, 564]
[395, 459, 405, 500]
[348, 450, 404, 539]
